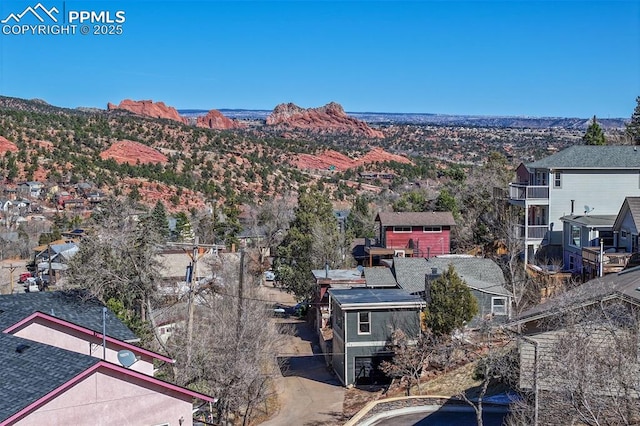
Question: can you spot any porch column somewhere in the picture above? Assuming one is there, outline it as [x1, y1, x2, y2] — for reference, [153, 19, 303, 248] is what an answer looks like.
[523, 205, 529, 268]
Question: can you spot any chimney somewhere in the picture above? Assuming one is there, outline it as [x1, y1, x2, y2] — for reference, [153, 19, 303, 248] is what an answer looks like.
[424, 274, 431, 305]
[571, 200, 575, 215]
[325, 262, 329, 279]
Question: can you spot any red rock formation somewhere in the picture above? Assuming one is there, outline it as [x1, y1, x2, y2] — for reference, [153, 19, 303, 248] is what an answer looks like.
[355, 147, 412, 166]
[266, 102, 384, 138]
[196, 109, 246, 130]
[107, 99, 187, 124]
[0, 136, 18, 155]
[293, 148, 412, 171]
[99, 140, 169, 165]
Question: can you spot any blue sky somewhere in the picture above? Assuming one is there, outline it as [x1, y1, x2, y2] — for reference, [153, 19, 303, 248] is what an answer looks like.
[0, 1, 638, 117]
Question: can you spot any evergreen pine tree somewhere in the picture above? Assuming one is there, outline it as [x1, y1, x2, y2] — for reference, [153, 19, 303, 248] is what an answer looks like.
[150, 201, 170, 238]
[273, 187, 338, 301]
[583, 115, 606, 145]
[425, 264, 478, 336]
[626, 96, 640, 145]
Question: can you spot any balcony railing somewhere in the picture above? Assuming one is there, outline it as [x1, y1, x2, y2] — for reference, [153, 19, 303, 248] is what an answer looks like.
[509, 183, 549, 201]
[582, 247, 631, 269]
[517, 224, 549, 240]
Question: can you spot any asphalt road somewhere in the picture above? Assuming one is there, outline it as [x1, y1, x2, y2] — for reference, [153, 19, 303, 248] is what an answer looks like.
[371, 408, 509, 426]
[259, 286, 345, 426]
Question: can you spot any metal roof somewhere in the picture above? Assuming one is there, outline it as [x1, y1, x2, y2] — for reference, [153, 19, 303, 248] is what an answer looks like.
[328, 288, 425, 308]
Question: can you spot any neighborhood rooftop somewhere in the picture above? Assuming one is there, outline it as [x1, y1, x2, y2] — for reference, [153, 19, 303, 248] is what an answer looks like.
[328, 288, 425, 308]
[517, 266, 640, 322]
[0, 332, 100, 422]
[525, 145, 640, 169]
[363, 267, 398, 287]
[376, 211, 456, 227]
[425, 256, 511, 296]
[0, 291, 138, 342]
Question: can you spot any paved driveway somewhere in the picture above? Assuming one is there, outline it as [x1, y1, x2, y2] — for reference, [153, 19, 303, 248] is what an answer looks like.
[259, 287, 345, 426]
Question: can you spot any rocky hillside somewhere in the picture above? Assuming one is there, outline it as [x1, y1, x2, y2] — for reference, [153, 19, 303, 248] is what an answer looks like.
[266, 102, 384, 138]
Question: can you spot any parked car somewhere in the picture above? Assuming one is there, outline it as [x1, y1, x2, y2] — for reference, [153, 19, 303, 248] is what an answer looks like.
[18, 272, 32, 283]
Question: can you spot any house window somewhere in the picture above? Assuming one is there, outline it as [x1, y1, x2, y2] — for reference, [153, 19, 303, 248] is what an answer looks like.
[569, 255, 575, 270]
[423, 226, 442, 233]
[621, 230, 629, 240]
[553, 172, 561, 188]
[570, 225, 581, 247]
[393, 226, 411, 233]
[491, 297, 508, 316]
[358, 311, 371, 334]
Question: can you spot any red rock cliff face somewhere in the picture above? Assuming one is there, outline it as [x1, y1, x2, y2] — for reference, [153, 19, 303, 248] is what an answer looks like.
[266, 102, 384, 138]
[99, 140, 169, 165]
[196, 109, 246, 130]
[107, 99, 187, 124]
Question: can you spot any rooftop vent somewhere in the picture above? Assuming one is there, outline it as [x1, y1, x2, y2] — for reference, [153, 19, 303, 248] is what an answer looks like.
[16, 344, 30, 354]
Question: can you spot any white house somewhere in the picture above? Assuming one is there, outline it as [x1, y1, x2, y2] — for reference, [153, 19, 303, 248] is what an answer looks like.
[509, 146, 640, 266]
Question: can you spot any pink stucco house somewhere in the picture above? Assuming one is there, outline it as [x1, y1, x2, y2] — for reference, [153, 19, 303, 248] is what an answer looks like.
[0, 291, 214, 425]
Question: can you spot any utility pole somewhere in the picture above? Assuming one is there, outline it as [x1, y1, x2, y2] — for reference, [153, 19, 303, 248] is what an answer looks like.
[168, 236, 220, 368]
[2, 263, 17, 295]
[236, 249, 245, 340]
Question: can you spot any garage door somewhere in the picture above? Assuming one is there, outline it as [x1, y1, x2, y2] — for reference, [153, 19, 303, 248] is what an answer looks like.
[354, 356, 392, 385]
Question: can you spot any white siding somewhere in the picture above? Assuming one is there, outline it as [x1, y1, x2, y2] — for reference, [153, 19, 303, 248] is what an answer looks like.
[548, 170, 640, 230]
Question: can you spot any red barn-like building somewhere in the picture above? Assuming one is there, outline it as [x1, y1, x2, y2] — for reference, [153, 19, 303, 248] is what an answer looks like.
[375, 211, 456, 258]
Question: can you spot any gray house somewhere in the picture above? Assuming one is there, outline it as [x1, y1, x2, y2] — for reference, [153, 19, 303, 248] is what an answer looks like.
[424, 255, 512, 324]
[559, 214, 618, 277]
[328, 288, 425, 386]
[392, 255, 512, 325]
[612, 196, 640, 254]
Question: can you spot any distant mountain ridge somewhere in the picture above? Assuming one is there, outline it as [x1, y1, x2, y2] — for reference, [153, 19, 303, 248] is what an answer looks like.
[179, 108, 627, 130]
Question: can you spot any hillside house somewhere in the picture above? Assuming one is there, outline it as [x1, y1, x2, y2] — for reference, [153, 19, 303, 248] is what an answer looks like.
[366, 211, 456, 265]
[508, 145, 640, 266]
[17, 181, 44, 199]
[514, 267, 640, 414]
[328, 288, 426, 386]
[0, 291, 213, 425]
[392, 255, 511, 325]
[612, 196, 640, 254]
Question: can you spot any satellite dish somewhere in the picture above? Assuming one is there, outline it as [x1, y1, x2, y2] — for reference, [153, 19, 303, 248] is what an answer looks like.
[117, 350, 138, 368]
[584, 205, 594, 214]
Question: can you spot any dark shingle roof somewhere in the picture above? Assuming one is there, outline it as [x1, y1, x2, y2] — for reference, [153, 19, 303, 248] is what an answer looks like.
[518, 266, 640, 321]
[0, 333, 99, 421]
[525, 145, 640, 170]
[0, 291, 137, 341]
[559, 214, 617, 227]
[363, 267, 398, 287]
[376, 212, 456, 227]
[424, 256, 510, 296]
[393, 257, 431, 294]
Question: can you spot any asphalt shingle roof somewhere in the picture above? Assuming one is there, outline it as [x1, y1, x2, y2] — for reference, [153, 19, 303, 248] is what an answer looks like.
[518, 266, 640, 321]
[0, 333, 99, 422]
[363, 267, 398, 288]
[376, 212, 456, 227]
[392, 257, 431, 294]
[424, 256, 510, 296]
[0, 291, 137, 341]
[525, 145, 640, 170]
[559, 214, 617, 227]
